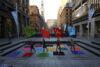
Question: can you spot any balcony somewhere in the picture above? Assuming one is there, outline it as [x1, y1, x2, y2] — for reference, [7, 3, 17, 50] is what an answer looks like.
[72, 0, 100, 24]
[72, 2, 88, 21]
[72, 0, 82, 10]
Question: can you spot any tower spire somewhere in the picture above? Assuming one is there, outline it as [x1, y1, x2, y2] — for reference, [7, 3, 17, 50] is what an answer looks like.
[41, 0, 45, 20]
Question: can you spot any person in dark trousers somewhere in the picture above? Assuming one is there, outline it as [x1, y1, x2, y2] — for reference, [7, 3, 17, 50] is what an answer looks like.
[70, 38, 75, 51]
[43, 38, 48, 52]
[56, 38, 61, 52]
[28, 40, 35, 52]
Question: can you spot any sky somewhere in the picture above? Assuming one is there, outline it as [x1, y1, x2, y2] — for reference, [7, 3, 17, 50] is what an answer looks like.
[29, 0, 62, 22]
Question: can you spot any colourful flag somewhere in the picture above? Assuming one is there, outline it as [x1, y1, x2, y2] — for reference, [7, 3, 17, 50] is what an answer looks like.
[68, 26, 76, 36]
[24, 26, 36, 38]
[41, 28, 50, 38]
[53, 27, 63, 38]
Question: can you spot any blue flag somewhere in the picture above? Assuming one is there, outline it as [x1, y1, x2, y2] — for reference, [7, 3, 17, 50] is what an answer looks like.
[11, 11, 18, 26]
[89, 9, 95, 20]
[68, 26, 76, 36]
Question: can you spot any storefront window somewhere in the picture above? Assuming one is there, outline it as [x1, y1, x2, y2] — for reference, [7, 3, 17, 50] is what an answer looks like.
[0, 17, 1, 38]
[98, 28, 100, 33]
[6, 18, 12, 33]
[97, 22, 100, 33]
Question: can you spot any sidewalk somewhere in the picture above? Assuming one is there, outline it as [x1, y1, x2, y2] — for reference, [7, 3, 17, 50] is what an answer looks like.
[0, 36, 100, 44]
[29, 37, 71, 42]
[0, 37, 26, 44]
[0, 37, 100, 67]
[10, 37, 26, 43]
[0, 38, 9, 43]
[75, 37, 100, 43]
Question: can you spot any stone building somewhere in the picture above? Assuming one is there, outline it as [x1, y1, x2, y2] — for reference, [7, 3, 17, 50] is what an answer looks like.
[57, 7, 63, 27]
[60, 6, 72, 30]
[61, 0, 72, 9]
[46, 19, 57, 30]
[57, 0, 72, 31]
[0, 0, 30, 39]
[30, 6, 46, 32]
[30, 6, 39, 31]
[72, 0, 100, 38]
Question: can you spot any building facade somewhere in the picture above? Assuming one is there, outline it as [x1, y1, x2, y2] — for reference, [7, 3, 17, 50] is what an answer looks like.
[41, 0, 45, 20]
[46, 19, 57, 30]
[57, 6, 72, 32]
[72, 0, 100, 38]
[30, 6, 46, 32]
[57, 7, 63, 27]
[57, 0, 72, 32]
[0, 0, 29, 39]
[60, 6, 72, 30]
[30, 6, 39, 31]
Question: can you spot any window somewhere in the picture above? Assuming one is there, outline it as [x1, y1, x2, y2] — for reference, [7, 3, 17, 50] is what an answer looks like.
[66, 9, 68, 11]
[66, 13, 68, 15]
[82, 0, 87, 4]
[6, 18, 13, 33]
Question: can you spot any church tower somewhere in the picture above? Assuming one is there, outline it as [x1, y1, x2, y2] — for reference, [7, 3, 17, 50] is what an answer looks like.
[41, 0, 45, 20]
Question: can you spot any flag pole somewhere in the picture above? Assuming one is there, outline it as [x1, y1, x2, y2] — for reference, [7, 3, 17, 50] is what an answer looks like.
[16, 3, 19, 39]
[88, 0, 91, 40]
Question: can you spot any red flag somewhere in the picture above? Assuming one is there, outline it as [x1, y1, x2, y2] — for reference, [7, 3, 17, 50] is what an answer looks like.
[41, 28, 50, 38]
[53, 27, 63, 38]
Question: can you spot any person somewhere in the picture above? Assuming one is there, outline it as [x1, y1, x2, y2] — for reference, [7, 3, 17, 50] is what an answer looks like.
[28, 40, 35, 52]
[56, 38, 61, 52]
[70, 39, 75, 51]
[43, 39, 48, 52]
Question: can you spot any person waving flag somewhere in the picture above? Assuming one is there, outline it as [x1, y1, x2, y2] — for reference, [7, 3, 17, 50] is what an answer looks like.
[53, 27, 63, 38]
[41, 28, 50, 38]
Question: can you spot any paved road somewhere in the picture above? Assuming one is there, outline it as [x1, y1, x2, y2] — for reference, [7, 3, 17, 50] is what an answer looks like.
[0, 43, 100, 67]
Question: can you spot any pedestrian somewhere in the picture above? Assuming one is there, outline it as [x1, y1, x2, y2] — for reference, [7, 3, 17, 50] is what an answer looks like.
[70, 39, 75, 51]
[56, 38, 61, 52]
[28, 40, 35, 52]
[43, 39, 48, 52]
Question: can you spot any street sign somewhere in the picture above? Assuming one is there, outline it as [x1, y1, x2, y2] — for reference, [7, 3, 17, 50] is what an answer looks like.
[89, 9, 95, 20]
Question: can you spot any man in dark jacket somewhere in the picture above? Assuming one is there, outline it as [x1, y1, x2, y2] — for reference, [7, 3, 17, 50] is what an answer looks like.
[28, 40, 35, 52]
[70, 39, 75, 51]
[43, 39, 48, 52]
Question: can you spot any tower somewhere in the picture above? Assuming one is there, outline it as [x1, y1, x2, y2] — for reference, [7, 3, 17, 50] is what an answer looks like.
[41, 0, 45, 20]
